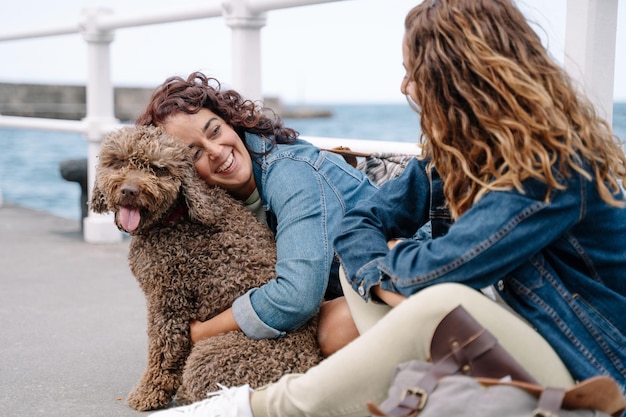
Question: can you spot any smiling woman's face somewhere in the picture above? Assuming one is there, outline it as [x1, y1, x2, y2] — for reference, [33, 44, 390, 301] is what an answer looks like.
[162, 108, 256, 201]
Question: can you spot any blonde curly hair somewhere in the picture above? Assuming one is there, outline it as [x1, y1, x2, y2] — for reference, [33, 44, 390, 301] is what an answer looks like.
[405, 0, 626, 218]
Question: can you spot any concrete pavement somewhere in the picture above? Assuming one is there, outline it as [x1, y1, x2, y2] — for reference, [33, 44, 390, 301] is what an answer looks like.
[0, 202, 150, 417]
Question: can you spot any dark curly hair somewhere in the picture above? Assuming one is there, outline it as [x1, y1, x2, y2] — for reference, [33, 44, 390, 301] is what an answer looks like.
[136, 72, 298, 152]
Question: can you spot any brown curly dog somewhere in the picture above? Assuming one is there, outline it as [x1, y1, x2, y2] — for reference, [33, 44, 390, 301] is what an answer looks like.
[90, 125, 322, 411]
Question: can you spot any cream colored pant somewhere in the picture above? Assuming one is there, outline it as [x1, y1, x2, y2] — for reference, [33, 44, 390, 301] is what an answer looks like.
[252, 275, 574, 417]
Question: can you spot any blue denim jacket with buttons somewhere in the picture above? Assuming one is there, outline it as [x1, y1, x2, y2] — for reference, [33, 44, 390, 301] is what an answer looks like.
[335, 157, 626, 389]
[231, 133, 378, 340]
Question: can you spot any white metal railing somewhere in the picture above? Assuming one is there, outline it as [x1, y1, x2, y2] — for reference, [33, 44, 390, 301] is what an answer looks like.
[0, 0, 346, 243]
[0, 0, 620, 243]
[0, 115, 86, 133]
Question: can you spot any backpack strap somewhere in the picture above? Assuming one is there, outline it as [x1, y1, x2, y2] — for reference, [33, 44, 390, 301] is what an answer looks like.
[476, 376, 626, 417]
[368, 306, 626, 417]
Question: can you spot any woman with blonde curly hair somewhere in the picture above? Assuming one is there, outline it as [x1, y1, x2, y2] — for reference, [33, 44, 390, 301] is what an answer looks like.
[150, 0, 626, 416]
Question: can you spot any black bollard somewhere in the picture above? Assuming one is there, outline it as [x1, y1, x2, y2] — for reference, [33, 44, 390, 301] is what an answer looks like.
[59, 158, 88, 231]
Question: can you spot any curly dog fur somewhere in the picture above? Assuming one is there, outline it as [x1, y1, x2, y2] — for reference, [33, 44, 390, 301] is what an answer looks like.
[90, 126, 322, 411]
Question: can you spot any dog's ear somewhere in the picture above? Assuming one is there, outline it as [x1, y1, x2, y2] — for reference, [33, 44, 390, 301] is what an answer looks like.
[181, 167, 228, 226]
[89, 179, 110, 213]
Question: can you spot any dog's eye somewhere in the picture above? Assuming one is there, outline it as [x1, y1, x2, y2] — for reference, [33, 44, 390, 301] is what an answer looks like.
[153, 166, 170, 177]
[106, 157, 125, 169]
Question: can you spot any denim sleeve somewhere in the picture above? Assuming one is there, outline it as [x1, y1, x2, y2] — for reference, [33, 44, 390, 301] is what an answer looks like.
[334, 158, 432, 299]
[336, 165, 583, 300]
[232, 157, 332, 339]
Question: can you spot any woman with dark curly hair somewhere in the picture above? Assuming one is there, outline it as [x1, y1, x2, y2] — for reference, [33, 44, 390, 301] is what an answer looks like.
[136, 72, 376, 356]
[149, 0, 626, 416]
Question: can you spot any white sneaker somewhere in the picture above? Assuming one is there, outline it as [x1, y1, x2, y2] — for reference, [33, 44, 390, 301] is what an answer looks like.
[148, 384, 253, 417]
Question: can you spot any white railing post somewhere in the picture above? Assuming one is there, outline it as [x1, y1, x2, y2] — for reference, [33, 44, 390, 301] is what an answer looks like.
[564, 0, 618, 125]
[80, 8, 123, 243]
[223, 0, 267, 102]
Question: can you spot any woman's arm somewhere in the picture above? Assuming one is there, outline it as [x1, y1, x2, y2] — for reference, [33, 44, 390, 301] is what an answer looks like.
[371, 239, 409, 307]
[189, 308, 238, 344]
[193, 156, 343, 342]
[335, 158, 432, 299]
[231, 157, 340, 338]
[336, 166, 582, 300]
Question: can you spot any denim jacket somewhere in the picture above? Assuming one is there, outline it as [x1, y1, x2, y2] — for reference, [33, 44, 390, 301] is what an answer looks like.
[231, 133, 378, 339]
[335, 157, 626, 389]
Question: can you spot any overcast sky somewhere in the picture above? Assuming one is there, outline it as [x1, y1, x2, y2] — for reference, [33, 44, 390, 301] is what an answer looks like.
[0, 0, 624, 104]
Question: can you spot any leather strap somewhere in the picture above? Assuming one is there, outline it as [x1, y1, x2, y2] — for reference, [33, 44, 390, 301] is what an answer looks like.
[534, 387, 565, 416]
[477, 376, 626, 417]
[369, 305, 626, 417]
[322, 147, 371, 167]
[371, 307, 504, 417]
[430, 305, 537, 383]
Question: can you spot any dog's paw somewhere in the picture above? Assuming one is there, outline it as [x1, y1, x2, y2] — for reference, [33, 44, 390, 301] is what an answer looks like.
[126, 382, 173, 411]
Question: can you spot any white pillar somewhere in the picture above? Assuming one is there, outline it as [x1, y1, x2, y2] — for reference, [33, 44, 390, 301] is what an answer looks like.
[564, 0, 618, 124]
[223, 0, 267, 102]
[80, 8, 123, 243]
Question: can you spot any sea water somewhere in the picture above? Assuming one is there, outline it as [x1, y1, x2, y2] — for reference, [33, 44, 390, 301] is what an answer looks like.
[1, 103, 625, 221]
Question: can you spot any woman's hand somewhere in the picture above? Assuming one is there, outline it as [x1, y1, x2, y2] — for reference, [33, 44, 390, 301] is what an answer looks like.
[372, 285, 407, 307]
[370, 238, 408, 307]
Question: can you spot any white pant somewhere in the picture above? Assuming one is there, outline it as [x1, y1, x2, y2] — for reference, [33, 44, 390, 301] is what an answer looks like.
[252, 276, 574, 417]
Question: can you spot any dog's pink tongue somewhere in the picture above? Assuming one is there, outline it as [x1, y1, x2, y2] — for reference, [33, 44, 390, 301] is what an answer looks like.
[120, 207, 141, 232]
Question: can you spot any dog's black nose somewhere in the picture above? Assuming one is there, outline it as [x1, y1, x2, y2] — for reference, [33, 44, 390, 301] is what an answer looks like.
[120, 184, 140, 197]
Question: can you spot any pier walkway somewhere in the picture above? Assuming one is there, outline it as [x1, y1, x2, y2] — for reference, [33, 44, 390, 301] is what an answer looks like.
[1, 203, 148, 417]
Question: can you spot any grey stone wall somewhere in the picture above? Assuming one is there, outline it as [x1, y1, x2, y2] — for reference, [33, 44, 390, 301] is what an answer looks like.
[0, 82, 154, 122]
[0, 83, 329, 121]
